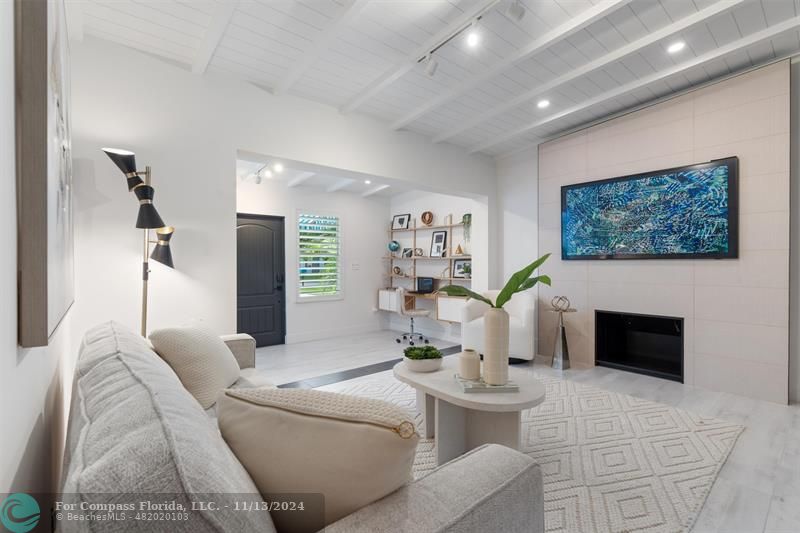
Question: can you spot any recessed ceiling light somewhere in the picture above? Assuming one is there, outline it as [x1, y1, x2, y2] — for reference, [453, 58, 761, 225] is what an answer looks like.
[259, 168, 272, 179]
[364, 180, 372, 185]
[506, 0, 526, 22]
[466, 22, 480, 48]
[667, 41, 685, 54]
[273, 163, 284, 173]
[537, 99, 550, 109]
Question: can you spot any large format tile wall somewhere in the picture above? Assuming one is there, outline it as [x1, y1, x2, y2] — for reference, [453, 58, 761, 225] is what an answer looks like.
[537, 61, 790, 403]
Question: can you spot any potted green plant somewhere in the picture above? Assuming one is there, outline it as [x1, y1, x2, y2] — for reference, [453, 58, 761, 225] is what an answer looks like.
[403, 345, 443, 372]
[439, 253, 551, 385]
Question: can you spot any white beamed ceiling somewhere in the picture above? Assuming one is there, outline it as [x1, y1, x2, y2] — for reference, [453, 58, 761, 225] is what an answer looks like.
[71, 0, 800, 156]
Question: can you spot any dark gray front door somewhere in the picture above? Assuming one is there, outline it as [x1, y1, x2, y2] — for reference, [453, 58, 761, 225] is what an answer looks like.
[237, 214, 285, 347]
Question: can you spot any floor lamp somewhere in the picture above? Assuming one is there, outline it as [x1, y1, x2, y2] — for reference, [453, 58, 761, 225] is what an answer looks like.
[103, 148, 175, 337]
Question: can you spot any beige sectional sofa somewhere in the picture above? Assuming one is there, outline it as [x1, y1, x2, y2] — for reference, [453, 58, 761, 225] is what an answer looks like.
[60, 322, 544, 532]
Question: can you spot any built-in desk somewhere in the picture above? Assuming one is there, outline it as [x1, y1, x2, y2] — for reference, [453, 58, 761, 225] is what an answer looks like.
[377, 289, 467, 323]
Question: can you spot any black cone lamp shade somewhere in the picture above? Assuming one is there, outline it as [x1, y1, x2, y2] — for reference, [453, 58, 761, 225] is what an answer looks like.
[102, 147, 143, 190]
[133, 185, 165, 229]
[151, 226, 174, 268]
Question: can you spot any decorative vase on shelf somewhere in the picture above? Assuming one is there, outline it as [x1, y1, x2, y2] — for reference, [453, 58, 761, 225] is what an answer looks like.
[483, 307, 509, 385]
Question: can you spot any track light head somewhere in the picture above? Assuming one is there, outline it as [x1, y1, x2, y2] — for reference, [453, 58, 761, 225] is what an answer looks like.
[506, 0, 526, 22]
[425, 54, 438, 77]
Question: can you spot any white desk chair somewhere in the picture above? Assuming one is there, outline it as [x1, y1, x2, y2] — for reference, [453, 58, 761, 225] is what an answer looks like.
[395, 287, 430, 345]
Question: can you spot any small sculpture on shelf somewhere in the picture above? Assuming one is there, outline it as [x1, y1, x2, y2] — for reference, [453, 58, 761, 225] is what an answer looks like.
[421, 211, 434, 226]
[388, 240, 400, 253]
[454, 244, 465, 256]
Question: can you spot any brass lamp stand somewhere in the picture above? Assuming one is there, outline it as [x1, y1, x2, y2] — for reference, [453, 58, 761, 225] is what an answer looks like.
[102, 149, 175, 337]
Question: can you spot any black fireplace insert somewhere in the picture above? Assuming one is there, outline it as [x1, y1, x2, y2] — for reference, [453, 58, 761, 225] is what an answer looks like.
[595, 310, 683, 382]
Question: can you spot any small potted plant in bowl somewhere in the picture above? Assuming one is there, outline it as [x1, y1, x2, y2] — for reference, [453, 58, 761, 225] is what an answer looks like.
[403, 345, 443, 372]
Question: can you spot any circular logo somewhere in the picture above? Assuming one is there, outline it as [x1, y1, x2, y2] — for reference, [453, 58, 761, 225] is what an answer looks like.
[1, 493, 40, 533]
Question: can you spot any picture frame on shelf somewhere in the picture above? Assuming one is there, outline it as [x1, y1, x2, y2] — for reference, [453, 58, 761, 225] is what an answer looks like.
[430, 230, 447, 257]
[392, 213, 411, 230]
[453, 259, 472, 278]
[402, 248, 413, 258]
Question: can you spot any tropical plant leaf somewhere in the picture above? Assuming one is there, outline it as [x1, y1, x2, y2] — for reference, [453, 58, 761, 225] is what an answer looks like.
[517, 276, 548, 292]
[495, 253, 551, 309]
[438, 285, 494, 307]
[518, 274, 551, 292]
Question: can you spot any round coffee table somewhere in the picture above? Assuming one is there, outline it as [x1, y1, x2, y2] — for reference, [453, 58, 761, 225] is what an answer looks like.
[393, 357, 546, 465]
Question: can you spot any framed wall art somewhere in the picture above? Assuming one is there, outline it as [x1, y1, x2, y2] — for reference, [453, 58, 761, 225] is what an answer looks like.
[16, 0, 75, 347]
[430, 230, 447, 257]
[392, 214, 410, 230]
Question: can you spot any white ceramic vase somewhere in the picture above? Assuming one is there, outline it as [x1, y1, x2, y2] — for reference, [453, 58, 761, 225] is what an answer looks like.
[483, 307, 509, 385]
[458, 349, 481, 380]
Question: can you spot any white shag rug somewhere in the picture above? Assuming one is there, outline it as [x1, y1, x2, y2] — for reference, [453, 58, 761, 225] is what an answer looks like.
[318, 370, 743, 533]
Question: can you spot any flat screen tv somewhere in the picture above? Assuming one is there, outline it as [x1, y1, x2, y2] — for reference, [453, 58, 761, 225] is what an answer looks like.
[561, 157, 738, 260]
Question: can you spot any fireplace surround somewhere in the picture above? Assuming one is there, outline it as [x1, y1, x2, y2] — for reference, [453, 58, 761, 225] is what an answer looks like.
[595, 310, 683, 383]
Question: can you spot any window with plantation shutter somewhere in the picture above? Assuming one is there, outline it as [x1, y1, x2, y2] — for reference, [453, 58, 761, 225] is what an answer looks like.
[297, 213, 342, 300]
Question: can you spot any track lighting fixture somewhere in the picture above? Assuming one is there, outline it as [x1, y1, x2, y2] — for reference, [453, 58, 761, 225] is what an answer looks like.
[425, 54, 438, 77]
[506, 0, 526, 22]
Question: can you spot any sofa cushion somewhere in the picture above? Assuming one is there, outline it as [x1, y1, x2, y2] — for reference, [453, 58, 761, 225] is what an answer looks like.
[149, 325, 241, 408]
[234, 368, 277, 389]
[217, 388, 419, 532]
[61, 322, 276, 533]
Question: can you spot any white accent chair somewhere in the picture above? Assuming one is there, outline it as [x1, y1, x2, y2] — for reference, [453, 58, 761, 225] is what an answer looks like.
[395, 286, 431, 345]
[461, 290, 536, 361]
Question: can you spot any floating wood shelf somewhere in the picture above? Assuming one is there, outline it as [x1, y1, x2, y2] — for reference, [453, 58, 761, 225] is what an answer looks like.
[385, 256, 472, 261]
[391, 275, 471, 281]
[391, 222, 464, 233]
[386, 214, 471, 291]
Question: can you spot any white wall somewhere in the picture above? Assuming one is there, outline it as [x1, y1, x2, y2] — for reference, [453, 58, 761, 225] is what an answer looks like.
[387, 191, 486, 342]
[790, 58, 800, 403]
[69, 36, 498, 338]
[537, 61, 790, 403]
[237, 180, 389, 343]
[496, 147, 540, 281]
[495, 146, 540, 352]
[0, 2, 76, 493]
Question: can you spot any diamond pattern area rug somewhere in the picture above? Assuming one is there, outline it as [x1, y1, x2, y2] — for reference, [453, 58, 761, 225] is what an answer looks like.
[318, 370, 743, 533]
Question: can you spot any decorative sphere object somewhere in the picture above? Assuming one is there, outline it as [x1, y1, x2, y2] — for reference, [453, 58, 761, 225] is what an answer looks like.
[551, 296, 571, 312]
[388, 240, 400, 252]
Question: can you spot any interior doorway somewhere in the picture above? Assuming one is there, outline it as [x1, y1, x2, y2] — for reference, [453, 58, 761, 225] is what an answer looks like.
[237, 213, 286, 347]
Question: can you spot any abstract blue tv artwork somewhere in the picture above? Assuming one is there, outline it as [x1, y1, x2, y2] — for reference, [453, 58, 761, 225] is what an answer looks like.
[561, 157, 738, 260]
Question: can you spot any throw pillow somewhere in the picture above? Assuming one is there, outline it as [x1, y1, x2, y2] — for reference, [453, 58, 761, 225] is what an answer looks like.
[149, 326, 241, 409]
[217, 388, 419, 531]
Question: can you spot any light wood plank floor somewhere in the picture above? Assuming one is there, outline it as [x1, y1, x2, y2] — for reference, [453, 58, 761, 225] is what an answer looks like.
[257, 332, 800, 533]
[255, 330, 454, 386]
